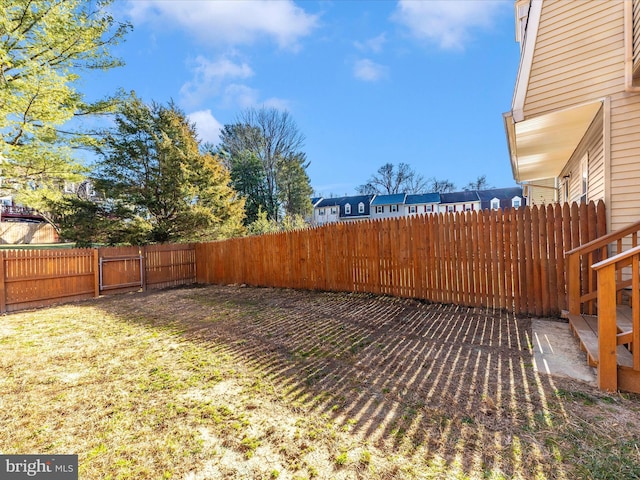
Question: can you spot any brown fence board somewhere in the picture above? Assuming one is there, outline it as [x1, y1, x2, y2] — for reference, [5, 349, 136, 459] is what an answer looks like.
[0, 243, 196, 313]
[193, 201, 606, 317]
[0, 202, 606, 317]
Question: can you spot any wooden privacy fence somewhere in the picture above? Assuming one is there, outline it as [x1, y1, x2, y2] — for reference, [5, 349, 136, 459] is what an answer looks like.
[196, 201, 606, 317]
[0, 243, 196, 313]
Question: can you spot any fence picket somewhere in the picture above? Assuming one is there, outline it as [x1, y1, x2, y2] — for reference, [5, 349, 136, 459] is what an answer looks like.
[0, 201, 607, 317]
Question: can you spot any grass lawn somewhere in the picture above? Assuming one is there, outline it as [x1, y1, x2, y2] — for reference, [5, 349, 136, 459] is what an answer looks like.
[2, 285, 640, 479]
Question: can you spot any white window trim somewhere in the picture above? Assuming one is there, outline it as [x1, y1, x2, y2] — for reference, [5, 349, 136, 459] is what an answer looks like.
[580, 153, 588, 204]
[490, 198, 500, 210]
[358, 202, 365, 214]
[345, 203, 351, 214]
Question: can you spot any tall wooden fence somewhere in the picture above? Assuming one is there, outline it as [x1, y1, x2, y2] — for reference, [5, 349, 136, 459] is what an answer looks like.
[0, 243, 196, 313]
[196, 201, 606, 317]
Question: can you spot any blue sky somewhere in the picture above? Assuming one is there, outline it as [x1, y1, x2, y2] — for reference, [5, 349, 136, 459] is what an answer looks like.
[85, 0, 520, 196]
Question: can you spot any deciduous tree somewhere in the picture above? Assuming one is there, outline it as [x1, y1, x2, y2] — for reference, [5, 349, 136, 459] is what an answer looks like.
[464, 175, 492, 191]
[357, 163, 428, 195]
[427, 177, 456, 193]
[0, 0, 131, 214]
[219, 107, 311, 222]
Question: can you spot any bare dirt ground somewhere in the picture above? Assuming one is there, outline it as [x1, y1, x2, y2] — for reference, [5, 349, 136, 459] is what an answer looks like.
[2, 284, 640, 479]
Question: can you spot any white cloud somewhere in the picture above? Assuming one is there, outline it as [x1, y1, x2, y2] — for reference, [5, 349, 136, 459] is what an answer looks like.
[393, 0, 509, 50]
[223, 84, 291, 111]
[354, 33, 387, 53]
[223, 84, 260, 109]
[187, 109, 223, 145]
[180, 55, 253, 107]
[353, 59, 388, 82]
[127, 0, 318, 50]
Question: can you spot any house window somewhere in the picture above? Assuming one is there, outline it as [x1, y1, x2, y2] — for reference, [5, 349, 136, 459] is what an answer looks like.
[375, 205, 384, 214]
[319, 209, 325, 216]
[425, 205, 433, 213]
[409, 205, 417, 214]
[580, 154, 588, 204]
[515, 0, 530, 44]
[345, 203, 351, 214]
[447, 205, 454, 213]
[358, 202, 365, 214]
[490, 198, 500, 210]
[330, 207, 337, 215]
[512, 196, 522, 208]
[465, 204, 472, 211]
[563, 176, 570, 203]
[390, 205, 398, 213]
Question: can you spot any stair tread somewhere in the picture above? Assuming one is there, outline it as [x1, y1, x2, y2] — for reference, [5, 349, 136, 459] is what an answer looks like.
[568, 313, 634, 368]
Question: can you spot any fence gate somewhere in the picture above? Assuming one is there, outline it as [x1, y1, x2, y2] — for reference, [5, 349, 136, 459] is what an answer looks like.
[98, 247, 144, 295]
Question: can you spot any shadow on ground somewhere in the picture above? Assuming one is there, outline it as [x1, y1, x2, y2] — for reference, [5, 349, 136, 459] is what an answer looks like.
[95, 284, 640, 478]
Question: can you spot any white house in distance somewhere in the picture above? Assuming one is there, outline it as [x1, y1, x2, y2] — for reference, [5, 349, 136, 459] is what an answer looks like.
[370, 194, 406, 220]
[310, 187, 524, 225]
[313, 197, 340, 226]
[405, 193, 440, 216]
[438, 191, 481, 213]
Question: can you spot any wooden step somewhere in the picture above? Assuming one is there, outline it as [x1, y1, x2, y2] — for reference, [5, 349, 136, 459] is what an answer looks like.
[568, 313, 600, 366]
[568, 312, 634, 368]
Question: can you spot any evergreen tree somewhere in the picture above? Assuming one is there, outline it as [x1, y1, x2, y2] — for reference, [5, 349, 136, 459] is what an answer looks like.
[278, 153, 312, 217]
[93, 96, 245, 244]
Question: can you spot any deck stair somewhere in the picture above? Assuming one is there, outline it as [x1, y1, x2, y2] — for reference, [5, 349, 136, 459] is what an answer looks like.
[567, 306, 634, 369]
[565, 220, 640, 392]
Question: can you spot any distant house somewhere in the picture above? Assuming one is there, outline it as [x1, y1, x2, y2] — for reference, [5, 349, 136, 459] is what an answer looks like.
[339, 195, 373, 222]
[311, 187, 520, 225]
[371, 194, 406, 220]
[313, 197, 341, 226]
[476, 187, 525, 211]
[439, 191, 481, 214]
[405, 193, 440, 216]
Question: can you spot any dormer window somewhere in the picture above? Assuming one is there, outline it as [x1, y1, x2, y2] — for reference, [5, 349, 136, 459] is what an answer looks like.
[358, 202, 365, 214]
[512, 196, 522, 208]
[490, 198, 500, 210]
[345, 203, 351, 214]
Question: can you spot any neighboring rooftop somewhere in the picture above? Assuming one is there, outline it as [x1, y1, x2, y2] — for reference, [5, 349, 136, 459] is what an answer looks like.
[371, 194, 407, 206]
[405, 193, 441, 205]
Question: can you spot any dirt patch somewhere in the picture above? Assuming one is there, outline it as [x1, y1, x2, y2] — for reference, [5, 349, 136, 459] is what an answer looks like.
[2, 284, 640, 479]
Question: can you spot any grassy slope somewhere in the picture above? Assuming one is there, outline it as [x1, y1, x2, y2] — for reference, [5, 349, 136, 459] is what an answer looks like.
[1, 285, 640, 479]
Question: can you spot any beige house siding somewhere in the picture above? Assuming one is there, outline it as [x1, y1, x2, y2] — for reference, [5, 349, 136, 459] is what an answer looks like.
[610, 91, 640, 231]
[559, 110, 605, 204]
[524, 177, 556, 206]
[524, 0, 624, 117]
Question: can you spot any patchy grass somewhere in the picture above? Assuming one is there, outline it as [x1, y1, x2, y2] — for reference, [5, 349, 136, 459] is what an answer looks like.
[2, 285, 640, 479]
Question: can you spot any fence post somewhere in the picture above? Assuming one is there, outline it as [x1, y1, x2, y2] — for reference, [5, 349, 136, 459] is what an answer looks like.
[597, 262, 618, 391]
[93, 249, 100, 298]
[567, 252, 581, 315]
[0, 251, 6, 313]
[141, 246, 147, 292]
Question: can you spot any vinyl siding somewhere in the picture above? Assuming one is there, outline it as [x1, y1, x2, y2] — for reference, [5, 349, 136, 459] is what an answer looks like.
[524, 0, 625, 117]
[525, 178, 556, 205]
[559, 110, 605, 203]
[609, 91, 640, 231]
